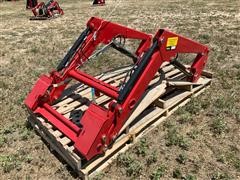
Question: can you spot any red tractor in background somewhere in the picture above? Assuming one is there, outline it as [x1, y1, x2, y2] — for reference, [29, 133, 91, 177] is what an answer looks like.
[30, 0, 64, 20]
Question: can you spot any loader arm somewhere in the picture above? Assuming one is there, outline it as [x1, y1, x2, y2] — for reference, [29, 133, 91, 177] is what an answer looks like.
[25, 17, 209, 160]
[57, 17, 152, 73]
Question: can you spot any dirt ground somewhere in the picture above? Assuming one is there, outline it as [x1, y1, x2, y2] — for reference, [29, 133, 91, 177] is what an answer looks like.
[0, 0, 240, 179]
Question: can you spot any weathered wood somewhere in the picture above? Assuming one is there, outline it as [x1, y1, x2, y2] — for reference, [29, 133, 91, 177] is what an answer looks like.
[119, 82, 167, 134]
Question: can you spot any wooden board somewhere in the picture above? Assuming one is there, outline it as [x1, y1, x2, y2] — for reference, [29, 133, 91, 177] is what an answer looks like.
[27, 63, 212, 179]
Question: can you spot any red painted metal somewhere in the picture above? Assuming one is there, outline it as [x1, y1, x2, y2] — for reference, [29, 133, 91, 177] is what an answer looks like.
[26, 0, 38, 9]
[32, 0, 63, 18]
[25, 17, 209, 160]
[68, 69, 119, 99]
[93, 0, 105, 6]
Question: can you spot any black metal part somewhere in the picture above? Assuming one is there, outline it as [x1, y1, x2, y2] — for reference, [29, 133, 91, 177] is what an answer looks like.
[57, 27, 90, 71]
[170, 58, 193, 77]
[117, 39, 159, 103]
[110, 42, 138, 63]
[45, 0, 53, 7]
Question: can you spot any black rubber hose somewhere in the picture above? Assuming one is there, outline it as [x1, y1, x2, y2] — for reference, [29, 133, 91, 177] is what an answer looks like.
[57, 27, 90, 71]
[117, 39, 159, 103]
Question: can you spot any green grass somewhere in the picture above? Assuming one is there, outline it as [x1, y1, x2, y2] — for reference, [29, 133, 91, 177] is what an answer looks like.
[0, 136, 7, 148]
[184, 174, 197, 180]
[150, 164, 166, 179]
[165, 127, 190, 150]
[134, 138, 148, 157]
[172, 168, 182, 179]
[146, 151, 158, 165]
[176, 153, 188, 164]
[0, 153, 32, 173]
[210, 117, 228, 135]
[211, 172, 231, 180]
[225, 152, 240, 172]
[116, 153, 142, 177]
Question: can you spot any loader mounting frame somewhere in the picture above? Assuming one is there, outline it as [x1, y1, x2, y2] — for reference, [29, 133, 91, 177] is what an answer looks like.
[25, 17, 209, 161]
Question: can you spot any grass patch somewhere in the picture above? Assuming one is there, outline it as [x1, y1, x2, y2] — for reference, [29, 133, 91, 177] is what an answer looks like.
[216, 154, 226, 164]
[0, 136, 7, 148]
[1, 125, 16, 135]
[183, 98, 205, 115]
[134, 138, 148, 157]
[0, 154, 21, 173]
[172, 168, 182, 179]
[91, 172, 105, 180]
[187, 130, 200, 140]
[146, 151, 158, 165]
[178, 112, 193, 124]
[214, 96, 232, 110]
[199, 33, 211, 43]
[225, 152, 240, 172]
[211, 172, 231, 180]
[210, 117, 228, 135]
[184, 174, 197, 180]
[19, 126, 34, 141]
[29, 47, 39, 54]
[176, 153, 188, 164]
[165, 128, 190, 150]
[150, 164, 166, 179]
[116, 153, 142, 177]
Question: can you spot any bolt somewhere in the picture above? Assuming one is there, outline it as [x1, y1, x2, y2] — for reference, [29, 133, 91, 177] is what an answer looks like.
[102, 135, 106, 143]
[112, 134, 117, 141]
[160, 37, 165, 43]
[102, 144, 108, 152]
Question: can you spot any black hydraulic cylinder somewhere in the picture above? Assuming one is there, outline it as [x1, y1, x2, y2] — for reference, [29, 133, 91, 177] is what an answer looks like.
[170, 59, 192, 77]
[117, 40, 159, 103]
[110, 43, 138, 63]
[57, 27, 90, 71]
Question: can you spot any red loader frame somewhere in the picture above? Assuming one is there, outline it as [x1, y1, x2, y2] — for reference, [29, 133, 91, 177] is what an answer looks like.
[25, 17, 209, 160]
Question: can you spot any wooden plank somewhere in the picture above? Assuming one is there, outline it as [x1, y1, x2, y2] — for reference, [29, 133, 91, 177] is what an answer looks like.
[119, 82, 167, 134]
[154, 99, 166, 109]
[30, 116, 83, 170]
[58, 137, 71, 146]
[51, 130, 62, 138]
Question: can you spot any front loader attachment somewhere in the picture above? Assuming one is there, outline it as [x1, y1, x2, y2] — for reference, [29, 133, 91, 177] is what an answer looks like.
[25, 17, 209, 162]
[30, 0, 63, 20]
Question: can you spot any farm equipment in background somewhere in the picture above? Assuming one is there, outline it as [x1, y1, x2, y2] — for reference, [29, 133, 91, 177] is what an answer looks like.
[25, 17, 209, 162]
[93, 0, 105, 6]
[30, 0, 63, 20]
[26, 0, 38, 9]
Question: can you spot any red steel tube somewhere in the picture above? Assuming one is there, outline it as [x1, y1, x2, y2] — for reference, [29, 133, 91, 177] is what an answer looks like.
[68, 69, 119, 99]
[43, 103, 80, 134]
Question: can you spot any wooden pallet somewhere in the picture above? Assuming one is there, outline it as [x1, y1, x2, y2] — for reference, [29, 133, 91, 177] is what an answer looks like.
[27, 63, 212, 179]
